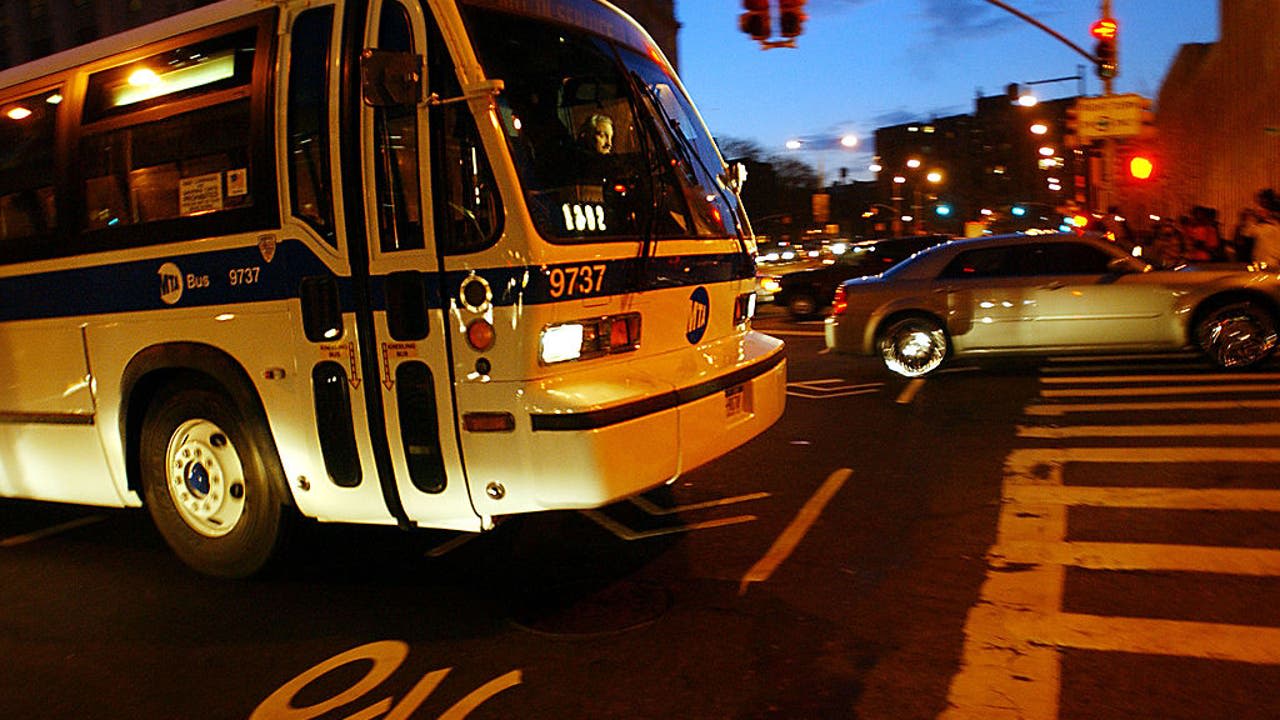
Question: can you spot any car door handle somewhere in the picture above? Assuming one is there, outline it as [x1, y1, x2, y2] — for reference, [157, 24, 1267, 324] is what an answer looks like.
[1039, 281, 1065, 290]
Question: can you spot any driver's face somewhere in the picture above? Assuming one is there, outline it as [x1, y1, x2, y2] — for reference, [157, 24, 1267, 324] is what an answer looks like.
[593, 122, 613, 154]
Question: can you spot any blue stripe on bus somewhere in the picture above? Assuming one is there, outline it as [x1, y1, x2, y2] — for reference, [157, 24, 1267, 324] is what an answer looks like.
[0, 239, 755, 322]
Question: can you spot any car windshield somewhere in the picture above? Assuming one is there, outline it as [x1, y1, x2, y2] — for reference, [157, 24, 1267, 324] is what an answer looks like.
[462, 4, 741, 243]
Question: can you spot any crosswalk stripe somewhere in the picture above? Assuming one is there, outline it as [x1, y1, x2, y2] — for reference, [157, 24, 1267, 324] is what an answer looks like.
[992, 540, 1280, 576]
[1006, 485, 1280, 511]
[1018, 423, 1280, 438]
[1026, 399, 1280, 415]
[1042, 384, 1280, 397]
[1026, 613, 1280, 665]
[947, 361, 1280, 720]
[1041, 372, 1280, 384]
[1007, 445, 1280, 464]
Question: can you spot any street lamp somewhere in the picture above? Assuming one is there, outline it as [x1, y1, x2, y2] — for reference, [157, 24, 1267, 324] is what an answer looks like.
[884, 162, 944, 235]
[783, 133, 861, 186]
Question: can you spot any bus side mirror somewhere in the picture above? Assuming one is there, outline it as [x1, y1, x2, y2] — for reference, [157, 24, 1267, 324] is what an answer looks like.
[360, 49, 422, 107]
[724, 162, 748, 192]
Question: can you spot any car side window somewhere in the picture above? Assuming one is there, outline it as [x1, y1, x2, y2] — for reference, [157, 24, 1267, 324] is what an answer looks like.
[1038, 242, 1114, 275]
[940, 247, 1022, 278]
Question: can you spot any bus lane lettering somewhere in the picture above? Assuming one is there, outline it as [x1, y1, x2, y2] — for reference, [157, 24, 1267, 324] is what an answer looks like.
[250, 640, 521, 720]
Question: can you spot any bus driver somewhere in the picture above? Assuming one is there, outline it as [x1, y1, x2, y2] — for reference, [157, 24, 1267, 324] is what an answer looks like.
[579, 113, 613, 155]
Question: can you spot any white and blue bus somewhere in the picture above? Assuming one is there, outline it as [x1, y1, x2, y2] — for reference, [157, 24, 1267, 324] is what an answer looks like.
[0, 0, 786, 577]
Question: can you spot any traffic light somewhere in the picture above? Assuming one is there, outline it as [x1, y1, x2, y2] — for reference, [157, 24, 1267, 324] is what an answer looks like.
[1129, 155, 1154, 180]
[779, 0, 807, 38]
[740, 0, 770, 42]
[1091, 17, 1118, 79]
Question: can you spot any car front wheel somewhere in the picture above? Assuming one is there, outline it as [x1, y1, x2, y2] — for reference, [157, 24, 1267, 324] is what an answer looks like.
[1196, 301, 1279, 369]
[877, 315, 948, 377]
[788, 293, 818, 319]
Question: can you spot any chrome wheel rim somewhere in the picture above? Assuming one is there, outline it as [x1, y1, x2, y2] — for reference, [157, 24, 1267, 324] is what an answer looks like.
[165, 419, 246, 537]
[1202, 312, 1278, 368]
[880, 320, 947, 377]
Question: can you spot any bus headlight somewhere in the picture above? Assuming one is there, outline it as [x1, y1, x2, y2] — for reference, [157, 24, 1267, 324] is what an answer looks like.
[539, 313, 641, 364]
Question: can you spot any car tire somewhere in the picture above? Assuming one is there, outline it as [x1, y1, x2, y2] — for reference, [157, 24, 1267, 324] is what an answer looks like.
[1195, 300, 1279, 369]
[140, 385, 289, 578]
[788, 293, 818, 319]
[877, 315, 949, 377]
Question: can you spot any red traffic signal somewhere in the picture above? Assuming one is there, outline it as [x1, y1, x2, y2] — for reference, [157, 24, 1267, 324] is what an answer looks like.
[1091, 17, 1118, 79]
[779, 0, 807, 38]
[740, 0, 770, 42]
[1129, 155, 1154, 180]
[1090, 18, 1118, 40]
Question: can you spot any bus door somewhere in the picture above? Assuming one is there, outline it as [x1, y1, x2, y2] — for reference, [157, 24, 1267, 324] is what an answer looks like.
[343, 0, 477, 530]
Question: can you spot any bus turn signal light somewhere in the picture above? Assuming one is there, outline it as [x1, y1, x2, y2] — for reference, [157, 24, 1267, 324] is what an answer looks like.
[463, 412, 515, 432]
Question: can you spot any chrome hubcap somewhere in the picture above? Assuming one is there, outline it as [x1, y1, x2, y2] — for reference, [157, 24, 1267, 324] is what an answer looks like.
[881, 322, 946, 377]
[1203, 313, 1278, 368]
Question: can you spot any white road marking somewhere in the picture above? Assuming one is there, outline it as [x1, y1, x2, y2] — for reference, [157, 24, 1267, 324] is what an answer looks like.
[0, 515, 107, 547]
[629, 491, 770, 516]
[582, 510, 756, 540]
[895, 378, 925, 404]
[993, 541, 1280, 576]
[1006, 485, 1280, 511]
[1025, 399, 1280, 415]
[762, 329, 826, 337]
[786, 378, 883, 399]
[944, 439, 1280, 720]
[423, 532, 480, 558]
[739, 468, 849, 594]
[1041, 373, 1280, 384]
[1042, 383, 1280, 397]
[1018, 422, 1280, 438]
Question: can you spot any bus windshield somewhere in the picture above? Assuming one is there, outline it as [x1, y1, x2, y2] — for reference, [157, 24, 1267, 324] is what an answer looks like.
[462, 5, 741, 243]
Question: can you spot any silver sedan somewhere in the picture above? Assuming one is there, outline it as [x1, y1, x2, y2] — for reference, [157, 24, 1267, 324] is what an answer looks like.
[824, 233, 1280, 376]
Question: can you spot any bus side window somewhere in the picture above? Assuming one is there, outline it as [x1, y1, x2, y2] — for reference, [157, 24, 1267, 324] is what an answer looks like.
[427, 22, 501, 254]
[287, 6, 337, 246]
[0, 88, 60, 258]
[372, 1, 423, 253]
[80, 25, 259, 232]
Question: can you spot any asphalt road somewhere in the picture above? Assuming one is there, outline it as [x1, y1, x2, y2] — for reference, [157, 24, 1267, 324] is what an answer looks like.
[3, 305, 1280, 719]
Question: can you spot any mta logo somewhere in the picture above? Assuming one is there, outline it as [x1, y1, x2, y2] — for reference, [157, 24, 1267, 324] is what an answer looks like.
[686, 286, 709, 344]
[158, 262, 183, 305]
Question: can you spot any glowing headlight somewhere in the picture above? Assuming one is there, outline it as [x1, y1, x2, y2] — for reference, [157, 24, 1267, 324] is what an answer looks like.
[540, 323, 584, 364]
[539, 313, 641, 365]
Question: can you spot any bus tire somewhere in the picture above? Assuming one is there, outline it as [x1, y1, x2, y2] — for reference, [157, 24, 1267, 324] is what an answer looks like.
[140, 386, 288, 578]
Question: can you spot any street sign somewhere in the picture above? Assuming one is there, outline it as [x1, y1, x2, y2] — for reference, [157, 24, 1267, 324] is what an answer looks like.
[1074, 93, 1148, 140]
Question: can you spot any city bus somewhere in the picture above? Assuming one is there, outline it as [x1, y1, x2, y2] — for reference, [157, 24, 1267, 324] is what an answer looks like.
[0, 0, 786, 577]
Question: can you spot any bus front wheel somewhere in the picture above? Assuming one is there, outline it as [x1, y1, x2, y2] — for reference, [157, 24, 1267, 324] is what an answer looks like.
[140, 386, 288, 578]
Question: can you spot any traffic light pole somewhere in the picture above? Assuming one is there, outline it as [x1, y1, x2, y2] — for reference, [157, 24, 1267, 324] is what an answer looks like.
[1097, 0, 1115, 215]
[979, 0, 1117, 216]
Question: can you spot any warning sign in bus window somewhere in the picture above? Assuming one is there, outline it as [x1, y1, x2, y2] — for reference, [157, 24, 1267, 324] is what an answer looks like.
[179, 172, 224, 216]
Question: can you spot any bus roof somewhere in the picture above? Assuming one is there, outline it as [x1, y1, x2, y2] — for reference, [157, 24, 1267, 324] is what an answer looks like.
[0, 0, 271, 89]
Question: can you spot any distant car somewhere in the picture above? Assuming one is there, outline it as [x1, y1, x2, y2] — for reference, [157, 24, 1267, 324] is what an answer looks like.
[824, 232, 1280, 377]
[754, 271, 783, 303]
[774, 235, 951, 318]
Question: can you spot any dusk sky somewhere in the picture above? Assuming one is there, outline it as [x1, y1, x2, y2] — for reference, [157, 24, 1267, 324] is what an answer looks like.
[675, 0, 1220, 181]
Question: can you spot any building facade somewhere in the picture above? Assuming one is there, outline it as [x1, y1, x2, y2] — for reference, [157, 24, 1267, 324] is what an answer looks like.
[870, 92, 1083, 237]
[1152, 0, 1280, 234]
